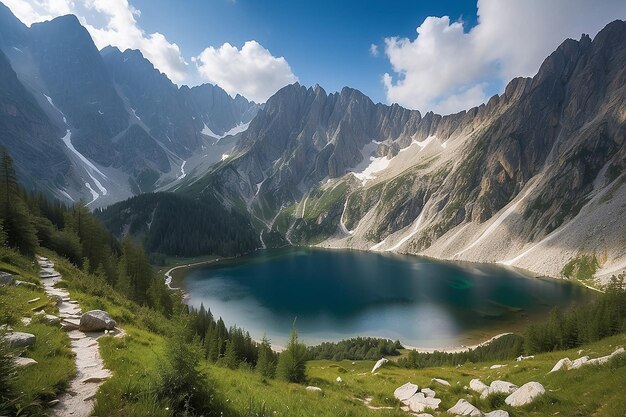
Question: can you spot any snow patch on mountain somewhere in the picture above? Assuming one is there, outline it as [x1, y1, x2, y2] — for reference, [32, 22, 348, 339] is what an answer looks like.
[44, 94, 67, 124]
[352, 156, 391, 185]
[177, 160, 187, 180]
[202, 122, 251, 139]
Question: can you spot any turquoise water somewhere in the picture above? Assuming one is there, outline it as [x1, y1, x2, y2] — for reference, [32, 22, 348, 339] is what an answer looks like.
[182, 248, 593, 348]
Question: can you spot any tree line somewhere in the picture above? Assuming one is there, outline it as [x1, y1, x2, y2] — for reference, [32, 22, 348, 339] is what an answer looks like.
[524, 275, 626, 354]
[96, 192, 260, 259]
[307, 337, 402, 361]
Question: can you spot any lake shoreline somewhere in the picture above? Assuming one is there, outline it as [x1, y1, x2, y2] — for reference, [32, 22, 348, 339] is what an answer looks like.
[163, 247, 595, 352]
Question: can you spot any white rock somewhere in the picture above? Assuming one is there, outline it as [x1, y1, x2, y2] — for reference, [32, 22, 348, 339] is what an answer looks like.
[371, 358, 388, 373]
[583, 347, 625, 367]
[505, 382, 545, 407]
[485, 411, 509, 417]
[14, 357, 38, 368]
[516, 355, 534, 361]
[414, 414, 434, 417]
[81, 371, 110, 383]
[306, 386, 323, 393]
[470, 378, 489, 394]
[570, 356, 589, 369]
[79, 310, 117, 332]
[549, 357, 572, 373]
[421, 387, 436, 398]
[34, 311, 60, 325]
[4, 332, 36, 348]
[336, 376, 343, 383]
[406, 393, 441, 412]
[432, 377, 450, 386]
[394, 382, 419, 402]
[490, 364, 506, 369]
[447, 398, 483, 416]
[488, 380, 518, 395]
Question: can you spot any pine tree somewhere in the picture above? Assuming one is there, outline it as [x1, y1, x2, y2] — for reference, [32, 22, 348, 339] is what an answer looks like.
[0, 148, 38, 255]
[276, 322, 307, 383]
[0, 220, 6, 247]
[256, 334, 276, 378]
[223, 340, 238, 369]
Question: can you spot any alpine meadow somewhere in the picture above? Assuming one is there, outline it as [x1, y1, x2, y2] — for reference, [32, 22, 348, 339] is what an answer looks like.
[1, 1, 626, 416]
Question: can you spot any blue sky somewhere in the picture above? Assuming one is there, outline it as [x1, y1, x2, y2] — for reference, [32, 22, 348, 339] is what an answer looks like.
[6, 0, 626, 112]
[130, 0, 478, 104]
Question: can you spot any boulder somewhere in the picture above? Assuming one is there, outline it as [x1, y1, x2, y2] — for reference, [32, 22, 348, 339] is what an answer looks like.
[586, 347, 625, 366]
[371, 358, 388, 373]
[549, 357, 572, 373]
[0, 272, 14, 286]
[489, 380, 518, 394]
[336, 376, 343, 383]
[490, 364, 506, 369]
[61, 319, 79, 331]
[470, 378, 489, 394]
[14, 357, 38, 368]
[447, 398, 483, 416]
[516, 355, 534, 361]
[406, 393, 441, 412]
[34, 311, 60, 325]
[394, 382, 419, 402]
[421, 387, 436, 398]
[306, 386, 323, 393]
[505, 382, 545, 407]
[570, 356, 589, 369]
[79, 310, 117, 332]
[432, 377, 450, 386]
[4, 332, 36, 348]
[485, 411, 509, 417]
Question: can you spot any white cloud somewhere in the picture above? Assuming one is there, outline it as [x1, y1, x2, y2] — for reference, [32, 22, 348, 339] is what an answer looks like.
[383, 0, 626, 114]
[194, 41, 298, 103]
[2, 0, 72, 24]
[4, 0, 188, 84]
[369, 43, 379, 57]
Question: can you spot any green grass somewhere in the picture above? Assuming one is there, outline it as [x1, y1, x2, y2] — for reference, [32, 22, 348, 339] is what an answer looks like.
[0, 252, 75, 414]
[562, 254, 600, 281]
[5, 249, 625, 417]
[77, 263, 626, 417]
[93, 326, 171, 417]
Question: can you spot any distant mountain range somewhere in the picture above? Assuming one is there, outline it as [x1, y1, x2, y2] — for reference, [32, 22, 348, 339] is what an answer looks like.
[1, 1, 624, 283]
[0, 2, 259, 206]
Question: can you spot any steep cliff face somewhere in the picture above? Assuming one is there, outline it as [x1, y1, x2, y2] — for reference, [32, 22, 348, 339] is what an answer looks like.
[29, 15, 130, 166]
[181, 20, 626, 283]
[101, 46, 260, 158]
[185, 84, 424, 221]
[0, 49, 69, 192]
[0, 4, 259, 205]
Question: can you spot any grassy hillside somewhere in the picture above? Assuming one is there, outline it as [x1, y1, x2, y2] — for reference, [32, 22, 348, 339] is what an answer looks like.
[23, 252, 626, 416]
[0, 249, 74, 415]
[2, 241, 626, 416]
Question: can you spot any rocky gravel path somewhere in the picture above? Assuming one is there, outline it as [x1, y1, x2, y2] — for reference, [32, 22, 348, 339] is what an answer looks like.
[37, 256, 121, 417]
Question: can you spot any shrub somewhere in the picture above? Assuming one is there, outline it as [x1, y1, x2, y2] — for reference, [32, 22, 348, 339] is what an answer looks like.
[276, 324, 307, 383]
[157, 322, 222, 416]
